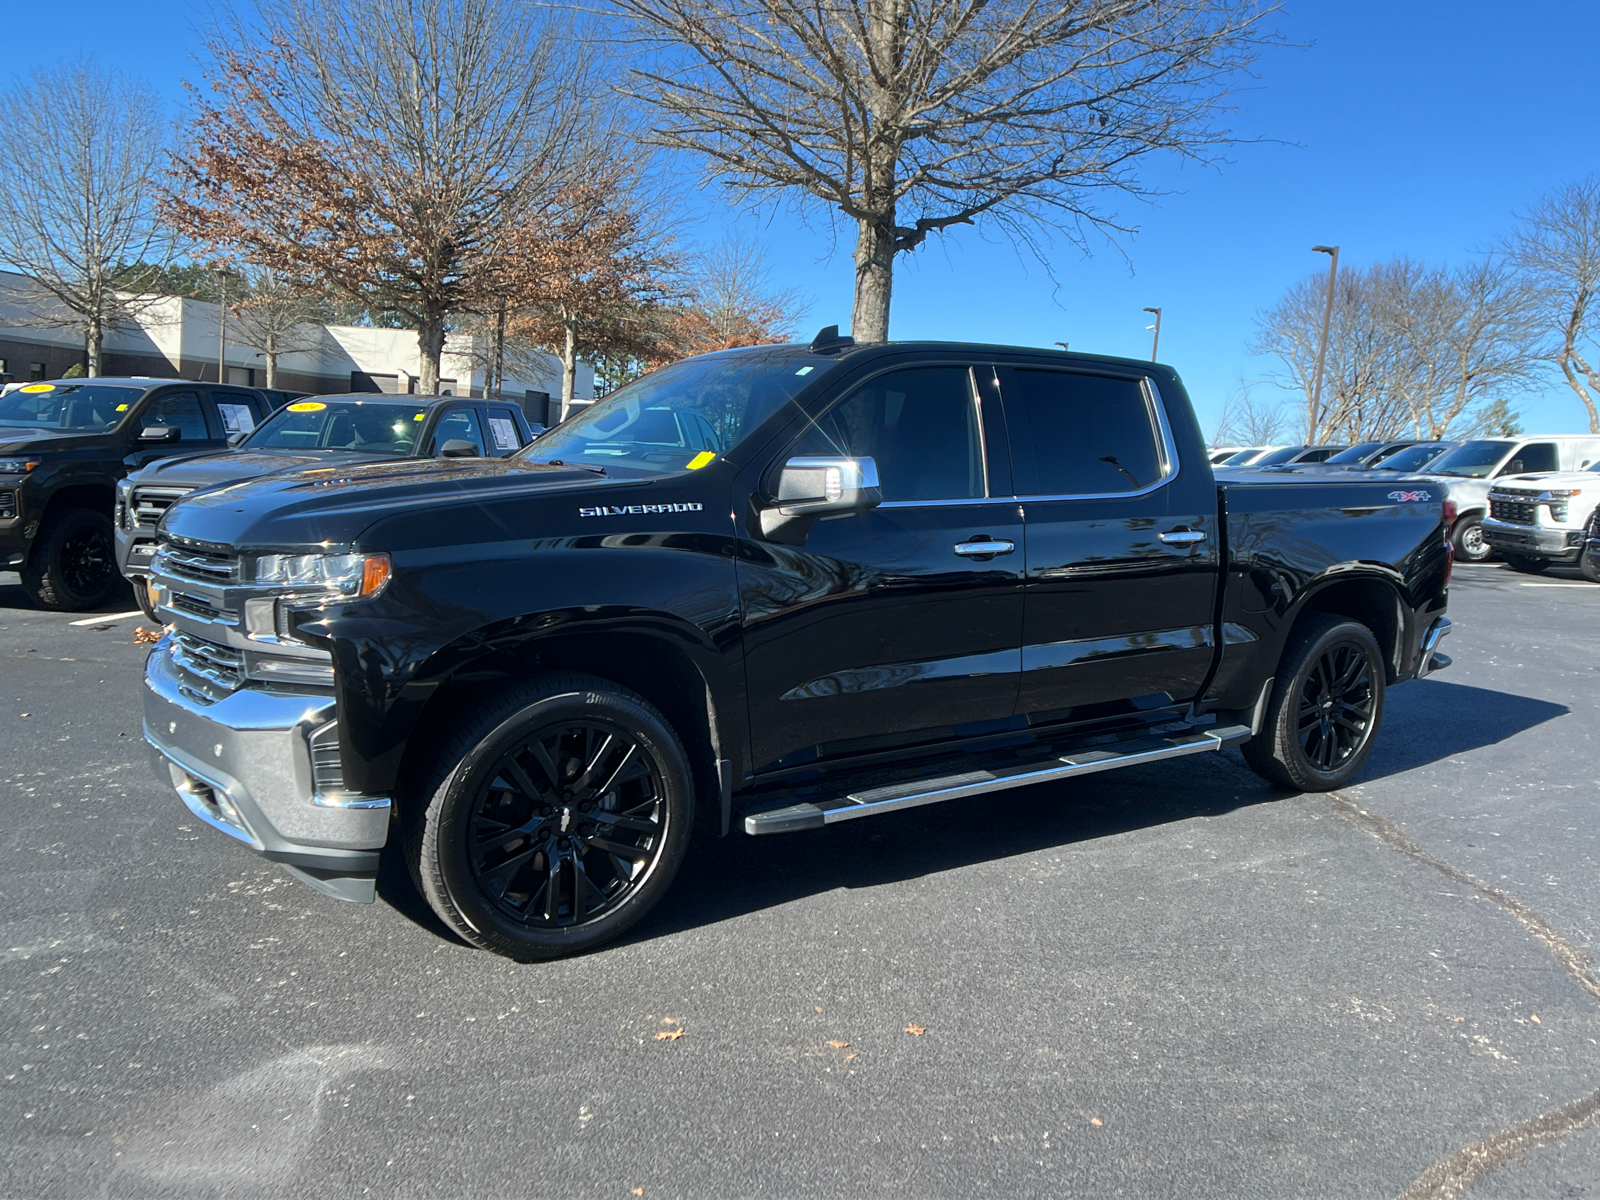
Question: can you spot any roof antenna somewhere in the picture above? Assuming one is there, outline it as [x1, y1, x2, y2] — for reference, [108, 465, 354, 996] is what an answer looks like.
[809, 324, 855, 354]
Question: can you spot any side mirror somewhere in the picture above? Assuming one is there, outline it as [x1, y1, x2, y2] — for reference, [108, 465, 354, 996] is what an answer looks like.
[759, 456, 881, 544]
[139, 425, 181, 443]
[439, 439, 480, 458]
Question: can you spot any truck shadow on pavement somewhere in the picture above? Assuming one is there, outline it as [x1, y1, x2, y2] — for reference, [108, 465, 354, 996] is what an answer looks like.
[375, 678, 1568, 949]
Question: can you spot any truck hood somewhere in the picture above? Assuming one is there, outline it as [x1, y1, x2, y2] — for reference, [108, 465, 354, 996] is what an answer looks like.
[130, 447, 404, 491]
[1488, 471, 1600, 490]
[0, 425, 114, 454]
[160, 454, 629, 549]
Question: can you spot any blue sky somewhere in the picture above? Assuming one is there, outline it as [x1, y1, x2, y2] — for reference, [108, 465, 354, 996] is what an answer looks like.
[13, 0, 1598, 436]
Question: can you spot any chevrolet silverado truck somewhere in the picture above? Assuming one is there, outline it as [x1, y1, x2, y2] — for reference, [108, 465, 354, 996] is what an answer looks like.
[116, 393, 536, 617]
[140, 332, 1455, 960]
[1482, 461, 1600, 580]
[0, 378, 274, 609]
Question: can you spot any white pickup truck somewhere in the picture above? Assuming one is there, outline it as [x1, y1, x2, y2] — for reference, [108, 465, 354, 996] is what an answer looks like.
[1422, 435, 1600, 563]
[1482, 461, 1600, 580]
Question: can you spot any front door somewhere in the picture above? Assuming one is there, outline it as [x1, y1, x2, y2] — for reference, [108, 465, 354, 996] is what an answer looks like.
[996, 364, 1219, 728]
[125, 389, 223, 469]
[737, 361, 1024, 773]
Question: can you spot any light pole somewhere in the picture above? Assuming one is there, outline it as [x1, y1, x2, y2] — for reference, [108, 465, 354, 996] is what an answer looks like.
[1310, 245, 1339, 438]
[1142, 307, 1162, 361]
[212, 265, 239, 385]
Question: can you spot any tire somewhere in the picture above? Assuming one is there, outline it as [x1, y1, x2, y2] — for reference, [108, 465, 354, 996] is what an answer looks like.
[133, 576, 159, 621]
[1242, 614, 1386, 792]
[22, 507, 119, 611]
[1502, 553, 1549, 575]
[1451, 515, 1493, 563]
[1581, 543, 1600, 584]
[406, 672, 695, 961]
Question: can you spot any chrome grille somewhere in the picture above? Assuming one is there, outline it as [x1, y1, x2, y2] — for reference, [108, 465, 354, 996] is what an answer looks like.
[158, 544, 240, 585]
[131, 486, 190, 530]
[170, 631, 244, 692]
[168, 591, 237, 622]
[1489, 498, 1536, 525]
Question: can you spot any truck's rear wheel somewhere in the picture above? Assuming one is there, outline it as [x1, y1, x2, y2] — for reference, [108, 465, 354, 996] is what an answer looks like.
[23, 507, 119, 611]
[1242, 615, 1386, 792]
[1581, 544, 1600, 584]
[1502, 553, 1549, 575]
[408, 672, 694, 961]
[1451, 515, 1492, 563]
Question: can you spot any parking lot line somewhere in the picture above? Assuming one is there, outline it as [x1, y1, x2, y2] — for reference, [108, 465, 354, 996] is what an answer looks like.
[68, 610, 146, 626]
[1519, 583, 1594, 588]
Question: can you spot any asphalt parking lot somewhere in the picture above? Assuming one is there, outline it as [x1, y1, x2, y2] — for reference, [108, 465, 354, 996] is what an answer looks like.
[2, 562, 1598, 1199]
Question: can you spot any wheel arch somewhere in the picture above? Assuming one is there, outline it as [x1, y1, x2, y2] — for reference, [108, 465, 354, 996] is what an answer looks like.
[40, 482, 115, 522]
[1287, 571, 1408, 684]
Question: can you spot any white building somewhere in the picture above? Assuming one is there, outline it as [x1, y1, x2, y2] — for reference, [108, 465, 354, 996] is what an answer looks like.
[0, 271, 590, 425]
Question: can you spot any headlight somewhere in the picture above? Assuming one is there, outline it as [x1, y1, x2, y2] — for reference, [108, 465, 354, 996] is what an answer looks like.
[253, 551, 391, 597]
[0, 458, 40, 474]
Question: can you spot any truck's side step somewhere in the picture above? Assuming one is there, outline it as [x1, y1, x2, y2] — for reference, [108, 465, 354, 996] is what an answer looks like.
[743, 724, 1252, 835]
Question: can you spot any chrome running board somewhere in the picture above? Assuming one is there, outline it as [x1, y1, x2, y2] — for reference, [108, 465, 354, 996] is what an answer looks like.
[743, 724, 1252, 835]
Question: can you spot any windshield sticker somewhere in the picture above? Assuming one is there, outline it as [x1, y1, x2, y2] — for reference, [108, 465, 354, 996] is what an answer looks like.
[18, 383, 55, 393]
[115, 403, 129, 411]
[686, 450, 716, 470]
[795, 365, 814, 376]
[1388, 490, 1432, 502]
[413, 412, 425, 421]
[287, 401, 326, 412]
[488, 416, 520, 450]
[580, 502, 704, 518]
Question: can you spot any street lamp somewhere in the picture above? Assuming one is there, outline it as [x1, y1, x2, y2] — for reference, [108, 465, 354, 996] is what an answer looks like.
[212, 265, 240, 385]
[1142, 307, 1162, 362]
[1310, 246, 1339, 436]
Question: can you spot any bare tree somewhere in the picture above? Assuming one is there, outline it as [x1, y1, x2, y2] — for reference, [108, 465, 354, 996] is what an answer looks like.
[610, 0, 1277, 342]
[170, 0, 598, 392]
[227, 269, 332, 388]
[1506, 177, 1600, 434]
[1254, 258, 1539, 442]
[0, 61, 176, 375]
[674, 234, 808, 351]
[1211, 383, 1284, 445]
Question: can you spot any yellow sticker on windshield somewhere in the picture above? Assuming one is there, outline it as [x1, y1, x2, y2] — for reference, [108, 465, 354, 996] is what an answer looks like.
[686, 450, 716, 470]
[287, 401, 326, 412]
[115, 404, 129, 411]
[414, 413, 425, 421]
[18, 383, 54, 393]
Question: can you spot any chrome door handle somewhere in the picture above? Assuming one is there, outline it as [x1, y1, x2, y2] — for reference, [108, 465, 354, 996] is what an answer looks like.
[1159, 529, 1206, 546]
[954, 539, 1016, 557]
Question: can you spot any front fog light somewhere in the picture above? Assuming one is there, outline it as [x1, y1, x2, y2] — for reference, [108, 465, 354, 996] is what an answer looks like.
[254, 551, 391, 597]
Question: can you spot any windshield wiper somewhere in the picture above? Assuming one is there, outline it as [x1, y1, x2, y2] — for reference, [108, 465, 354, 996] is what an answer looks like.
[543, 459, 607, 476]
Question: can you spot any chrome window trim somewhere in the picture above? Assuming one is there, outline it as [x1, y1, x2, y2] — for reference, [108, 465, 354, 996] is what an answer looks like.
[970, 365, 991, 500]
[999, 368, 1181, 503]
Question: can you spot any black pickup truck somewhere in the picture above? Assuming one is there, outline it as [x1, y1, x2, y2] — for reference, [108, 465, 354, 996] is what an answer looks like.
[115, 393, 537, 617]
[139, 332, 1454, 960]
[0, 379, 276, 609]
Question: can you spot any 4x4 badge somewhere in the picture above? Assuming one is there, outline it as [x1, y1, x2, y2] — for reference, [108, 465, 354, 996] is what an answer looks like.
[1387, 490, 1431, 502]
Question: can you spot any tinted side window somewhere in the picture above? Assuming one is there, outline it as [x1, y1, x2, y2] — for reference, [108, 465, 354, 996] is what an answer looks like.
[1002, 370, 1163, 496]
[1501, 443, 1558, 474]
[139, 391, 209, 441]
[432, 406, 486, 456]
[212, 391, 259, 438]
[786, 366, 983, 502]
[486, 406, 524, 455]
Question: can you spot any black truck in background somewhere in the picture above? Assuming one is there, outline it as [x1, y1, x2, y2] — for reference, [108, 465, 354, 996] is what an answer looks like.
[0, 379, 277, 610]
[139, 333, 1454, 960]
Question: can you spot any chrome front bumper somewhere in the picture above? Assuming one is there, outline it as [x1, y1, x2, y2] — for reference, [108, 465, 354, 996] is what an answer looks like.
[143, 638, 389, 902]
[1481, 518, 1584, 560]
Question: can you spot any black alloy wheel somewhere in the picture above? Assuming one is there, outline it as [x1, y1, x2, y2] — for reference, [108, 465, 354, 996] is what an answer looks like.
[409, 672, 694, 961]
[22, 507, 120, 611]
[467, 721, 666, 928]
[1293, 641, 1377, 774]
[1243, 614, 1386, 792]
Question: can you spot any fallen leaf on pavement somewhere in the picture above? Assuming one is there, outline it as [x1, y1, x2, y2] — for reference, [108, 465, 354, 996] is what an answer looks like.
[1531, 1014, 1541, 1023]
[814, 1006, 825, 1014]
[653, 1028, 684, 1041]
[904, 1024, 926, 1036]
[1090, 1117, 1103, 1127]
[133, 628, 161, 644]
[826, 1040, 850, 1049]
[844, 1053, 857, 1061]
[632, 1189, 644, 1196]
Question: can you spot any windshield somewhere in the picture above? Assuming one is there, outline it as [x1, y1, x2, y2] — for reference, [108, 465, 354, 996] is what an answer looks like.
[0, 382, 144, 431]
[1221, 447, 1264, 465]
[521, 348, 834, 472]
[1250, 446, 1305, 466]
[1324, 441, 1387, 465]
[1427, 440, 1515, 478]
[245, 399, 428, 455]
[1376, 444, 1449, 472]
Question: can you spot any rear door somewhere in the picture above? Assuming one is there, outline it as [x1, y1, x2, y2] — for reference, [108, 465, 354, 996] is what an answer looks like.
[996, 363, 1219, 728]
[210, 388, 264, 442]
[736, 359, 1024, 772]
[484, 404, 528, 456]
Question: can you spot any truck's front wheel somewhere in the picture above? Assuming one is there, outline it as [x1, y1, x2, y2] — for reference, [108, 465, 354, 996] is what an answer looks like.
[1242, 615, 1386, 792]
[23, 507, 119, 611]
[408, 673, 694, 961]
[1451, 515, 1492, 563]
